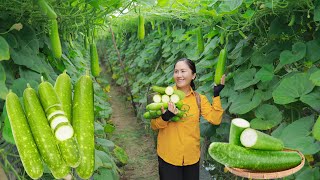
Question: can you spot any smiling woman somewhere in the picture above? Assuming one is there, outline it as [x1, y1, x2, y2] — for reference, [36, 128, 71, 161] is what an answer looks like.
[151, 58, 226, 180]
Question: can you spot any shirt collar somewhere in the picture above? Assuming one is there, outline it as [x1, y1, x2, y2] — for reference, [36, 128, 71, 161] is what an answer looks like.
[173, 85, 195, 96]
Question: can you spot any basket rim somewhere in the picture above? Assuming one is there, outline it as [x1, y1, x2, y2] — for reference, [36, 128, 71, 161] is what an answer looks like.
[225, 149, 305, 179]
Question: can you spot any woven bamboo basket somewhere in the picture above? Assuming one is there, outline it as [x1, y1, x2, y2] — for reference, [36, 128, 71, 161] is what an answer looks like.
[225, 149, 305, 179]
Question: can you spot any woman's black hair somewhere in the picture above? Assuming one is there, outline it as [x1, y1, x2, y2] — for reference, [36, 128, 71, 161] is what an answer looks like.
[174, 58, 197, 90]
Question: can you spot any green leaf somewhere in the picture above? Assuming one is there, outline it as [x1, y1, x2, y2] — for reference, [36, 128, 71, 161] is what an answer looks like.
[256, 76, 280, 101]
[276, 116, 320, 154]
[95, 149, 114, 168]
[255, 65, 274, 82]
[2, 105, 15, 144]
[19, 67, 42, 84]
[300, 87, 320, 112]
[204, 29, 219, 39]
[229, 88, 263, 114]
[233, 68, 260, 90]
[93, 168, 114, 180]
[198, 73, 212, 82]
[272, 73, 315, 104]
[96, 137, 115, 151]
[271, 122, 287, 138]
[4, 33, 18, 48]
[314, 1, 320, 22]
[0, 105, 7, 130]
[296, 167, 320, 180]
[172, 29, 185, 43]
[146, 70, 161, 84]
[242, 9, 255, 20]
[250, 104, 282, 130]
[104, 123, 115, 133]
[94, 153, 104, 171]
[156, 75, 166, 85]
[94, 150, 120, 180]
[310, 70, 320, 86]
[95, 122, 105, 135]
[197, 81, 213, 94]
[11, 78, 38, 97]
[219, 0, 243, 13]
[306, 39, 320, 62]
[275, 42, 306, 72]
[228, 39, 246, 60]
[200, 118, 216, 138]
[215, 122, 230, 137]
[0, 36, 10, 61]
[0, 63, 8, 100]
[251, 42, 280, 67]
[113, 145, 128, 165]
[196, 57, 215, 69]
[202, 37, 219, 55]
[184, 45, 198, 60]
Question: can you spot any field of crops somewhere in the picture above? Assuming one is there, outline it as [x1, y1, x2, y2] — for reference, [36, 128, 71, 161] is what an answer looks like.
[0, 0, 320, 179]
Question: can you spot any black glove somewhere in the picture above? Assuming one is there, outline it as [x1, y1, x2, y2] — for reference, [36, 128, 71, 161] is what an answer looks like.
[161, 110, 175, 121]
[214, 84, 225, 97]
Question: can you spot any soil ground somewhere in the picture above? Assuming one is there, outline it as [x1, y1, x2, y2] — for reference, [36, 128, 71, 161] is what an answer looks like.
[108, 83, 159, 180]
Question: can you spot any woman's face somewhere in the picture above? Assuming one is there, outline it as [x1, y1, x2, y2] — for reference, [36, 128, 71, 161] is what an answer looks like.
[174, 61, 196, 89]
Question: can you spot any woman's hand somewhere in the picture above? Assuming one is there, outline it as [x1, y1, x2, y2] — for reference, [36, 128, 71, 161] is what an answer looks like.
[220, 74, 226, 85]
[167, 101, 178, 114]
[161, 101, 177, 121]
[213, 74, 225, 97]
[161, 102, 178, 114]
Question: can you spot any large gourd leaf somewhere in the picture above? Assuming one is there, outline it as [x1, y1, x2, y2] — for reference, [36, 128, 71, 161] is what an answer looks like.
[10, 25, 54, 78]
[229, 88, 262, 114]
[306, 39, 320, 62]
[184, 44, 198, 60]
[295, 167, 320, 180]
[113, 145, 128, 165]
[94, 150, 119, 180]
[255, 64, 274, 82]
[228, 39, 246, 60]
[273, 116, 320, 155]
[196, 57, 215, 69]
[257, 76, 280, 101]
[275, 42, 306, 72]
[272, 73, 315, 104]
[314, 0, 320, 22]
[172, 29, 185, 43]
[94, 149, 114, 170]
[0, 36, 10, 61]
[198, 73, 213, 82]
[250, 104, 282, 130]
[0, 63, 8, 99]
[300, 87, 320, 112]
[96, 137, 115, 152]
[197, 81, 213, 94]
[0, 105, 6, 130]
[11, 78, 38, 97]
[233, 68, 260, 90]
[146, 70, 161, 84]
[2, 105, 15, 144]
[95, 122, 105, 135]
[202, 37, 219, 55]
[93, 168, 114, 180]
[215, 122, 230, 141]
[19, 67, 42, 85]
[232, 47, 252, 66]
[218, 0, 242, 13]
[251, 43, 280, 67]
[310, 70, 320, 86]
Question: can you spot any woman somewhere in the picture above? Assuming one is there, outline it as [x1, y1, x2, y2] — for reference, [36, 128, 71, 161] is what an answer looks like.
[151, 58, 225, 180]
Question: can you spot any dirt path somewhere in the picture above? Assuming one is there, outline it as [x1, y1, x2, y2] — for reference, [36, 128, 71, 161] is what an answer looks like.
[108, 83, 159, 180]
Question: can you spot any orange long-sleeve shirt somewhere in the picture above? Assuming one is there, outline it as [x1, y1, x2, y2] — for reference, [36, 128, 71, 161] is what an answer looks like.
[151, 87, 224, 166]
